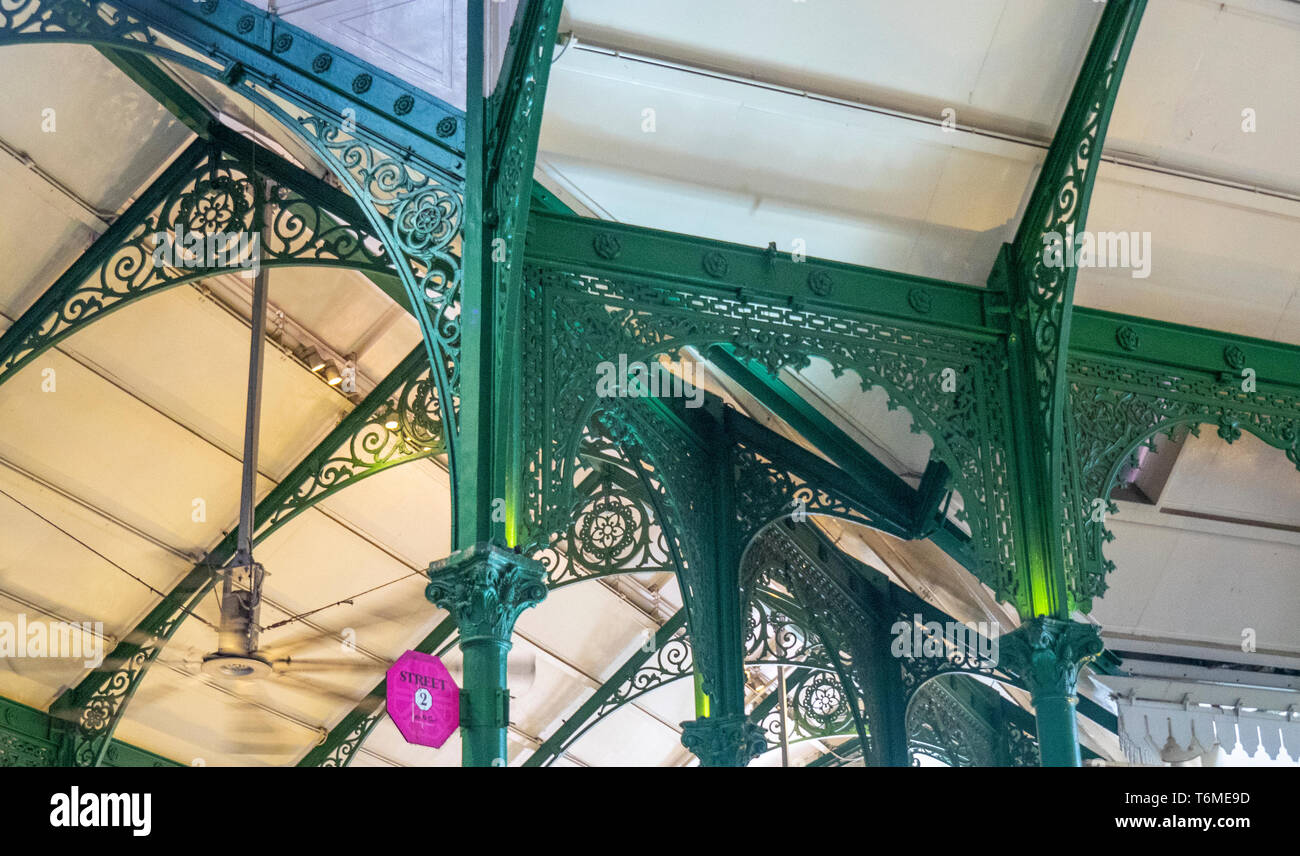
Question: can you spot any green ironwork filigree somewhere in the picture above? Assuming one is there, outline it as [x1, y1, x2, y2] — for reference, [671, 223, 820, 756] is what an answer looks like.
[530, 420, 676, 588]
[894, 611, 1012, 705]
[753, 668, 858, 751]
[743, 525, 873, 755]
[518, 260, 1019, 609]
[0, 732, 55, 767]
[0, 0, 467, 509]
[906, 678, 997, 767]
[1064, 355, 1300, 611]
[731, 443, 882, 548]
[0, 133, 397, 386]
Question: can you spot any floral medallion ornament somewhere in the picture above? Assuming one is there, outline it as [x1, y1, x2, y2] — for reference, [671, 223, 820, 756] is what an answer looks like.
[273, 33, 293, 53]
[799, 672, 850, 732]
[807, 269, 834, 297]
[394, 94, 415, 116]
[236, 14, 255, 34]
[178, 175, 253, 235]
[1223, 344, 1247, 370]
[312, 53, 332, 73]
[392, 187, 460, 257]
[435, 117, 458, 138]
[575, 495, 640, 564]
[200, 0, 219, 13]
[702, 250, 729, 278]
[908, 288, 933, 314]
[1115, 325, 1140, 352]
[352, 73, 372, 95]
[592, 232, 621, 261]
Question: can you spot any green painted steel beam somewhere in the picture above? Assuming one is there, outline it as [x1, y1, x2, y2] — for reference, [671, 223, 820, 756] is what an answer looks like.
[709, 344, 919, 513]
[112, 0, 465, 173]
[524, 211, 1001, 339]
[709, 344, 968, 550]
[1072, 307, 1300, 388]
[720, 406, 916, 540]
[522, 210, 1300, 412]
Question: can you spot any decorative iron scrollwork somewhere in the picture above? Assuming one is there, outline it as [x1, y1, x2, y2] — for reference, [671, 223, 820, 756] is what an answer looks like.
[1065, 356, 1300, 611]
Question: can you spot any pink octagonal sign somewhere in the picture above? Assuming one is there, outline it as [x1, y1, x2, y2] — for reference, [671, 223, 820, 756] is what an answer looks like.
[386, 650, 459, 748]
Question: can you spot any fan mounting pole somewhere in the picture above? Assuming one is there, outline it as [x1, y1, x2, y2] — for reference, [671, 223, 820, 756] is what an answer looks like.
[212, 175, 273, 670]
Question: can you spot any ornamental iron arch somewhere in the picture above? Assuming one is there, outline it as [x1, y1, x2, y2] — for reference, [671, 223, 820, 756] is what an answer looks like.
[1065, 354, 1300, 611]
[0, 128, 401, 386]
[0, 0, 465, 511]
[516, 259, 1019, 605]
[894, 610, 1022, 710]
[529, 410, 680, 589]
[905, 673, 1045, 767]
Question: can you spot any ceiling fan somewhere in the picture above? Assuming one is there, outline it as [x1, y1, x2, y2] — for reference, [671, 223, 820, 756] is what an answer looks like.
[197, 201, 340, 683]
[197, 193, 536, 697]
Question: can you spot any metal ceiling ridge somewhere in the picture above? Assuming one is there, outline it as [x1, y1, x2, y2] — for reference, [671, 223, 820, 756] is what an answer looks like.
[116, 0, 468, 169]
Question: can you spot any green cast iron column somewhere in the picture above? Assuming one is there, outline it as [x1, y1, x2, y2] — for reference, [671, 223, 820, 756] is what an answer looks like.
[443, 0, 563, 766]
[455, 0, 495, 549]
[1002, 617, 1103, 767]
[994, 0, 1145, 765]
[427, 544, 546, 766]
[679, 442, 765, 767]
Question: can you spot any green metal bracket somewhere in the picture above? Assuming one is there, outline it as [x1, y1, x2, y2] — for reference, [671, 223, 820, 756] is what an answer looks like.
[0, 123, 400, 387]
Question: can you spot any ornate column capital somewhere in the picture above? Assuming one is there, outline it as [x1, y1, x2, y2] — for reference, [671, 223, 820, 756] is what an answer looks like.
[1001, 617, 1103, 704]
[680, 714, 767, 767]
[426, 542, 546, 644]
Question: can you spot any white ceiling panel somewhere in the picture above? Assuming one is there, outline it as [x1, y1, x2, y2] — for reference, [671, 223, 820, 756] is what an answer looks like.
[0, 44, 190, 211]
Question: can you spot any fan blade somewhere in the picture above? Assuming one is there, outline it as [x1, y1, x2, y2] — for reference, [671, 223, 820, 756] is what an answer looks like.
[271, 657, 389, 674]
[255, 610, 412, 660]
[271, 672, 369, 706]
